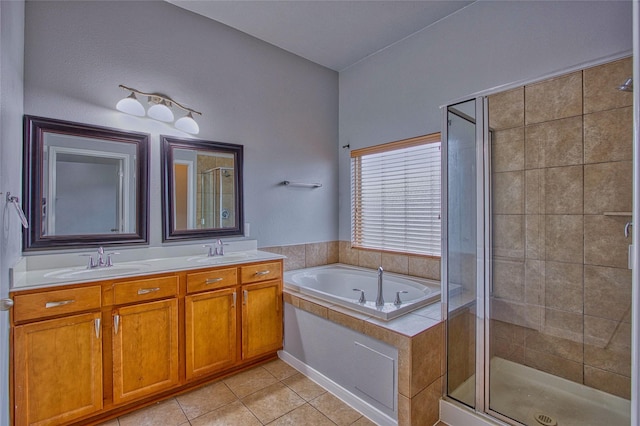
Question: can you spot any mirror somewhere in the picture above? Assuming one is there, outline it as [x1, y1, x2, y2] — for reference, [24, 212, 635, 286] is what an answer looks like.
[23, 115, 149, 250]
[161, 136, 244, 242]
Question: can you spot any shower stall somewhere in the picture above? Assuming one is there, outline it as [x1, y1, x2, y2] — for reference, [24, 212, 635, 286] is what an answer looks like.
[443, 58, 634, 426]
[199, 167, 235, 229]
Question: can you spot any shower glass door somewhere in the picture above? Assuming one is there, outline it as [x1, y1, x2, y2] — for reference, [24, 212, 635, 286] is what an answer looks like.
[444, 98, 483, 408]
[484, 60, 631, 426]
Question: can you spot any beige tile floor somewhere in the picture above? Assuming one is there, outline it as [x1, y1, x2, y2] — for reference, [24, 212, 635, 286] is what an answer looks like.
[98, 359, 378, 426]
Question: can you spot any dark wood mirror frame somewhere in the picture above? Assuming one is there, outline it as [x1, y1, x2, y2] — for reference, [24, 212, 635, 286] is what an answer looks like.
[23, 115, 150, 251]
[161, 135, 244, 242]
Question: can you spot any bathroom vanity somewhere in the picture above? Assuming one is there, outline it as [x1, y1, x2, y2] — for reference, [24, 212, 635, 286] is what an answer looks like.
[8, 249, 283, 426]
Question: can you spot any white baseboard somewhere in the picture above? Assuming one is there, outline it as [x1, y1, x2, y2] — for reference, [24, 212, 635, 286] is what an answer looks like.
[278, 350, 397, 426]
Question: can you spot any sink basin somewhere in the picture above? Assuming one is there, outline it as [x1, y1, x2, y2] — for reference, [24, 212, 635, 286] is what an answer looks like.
[44, 263, 152, 280]
[186, 252, 255, 263]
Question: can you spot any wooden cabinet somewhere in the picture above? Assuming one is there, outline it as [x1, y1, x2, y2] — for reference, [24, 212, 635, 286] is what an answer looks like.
[14, 312, 103, 426]
[10, 258, 283, 425]
[185, 288, 237, 379]
[242, 280, 283, 359]
[111, 278, 179, 405]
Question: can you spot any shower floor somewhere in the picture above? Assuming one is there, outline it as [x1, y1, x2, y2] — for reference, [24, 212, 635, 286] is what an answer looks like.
[449, 357, 630, 426]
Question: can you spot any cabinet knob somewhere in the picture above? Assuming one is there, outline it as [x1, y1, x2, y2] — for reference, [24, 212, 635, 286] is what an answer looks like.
[0, 298, 13, 311]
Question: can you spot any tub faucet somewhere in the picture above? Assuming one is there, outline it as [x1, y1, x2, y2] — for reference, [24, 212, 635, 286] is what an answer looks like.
[376, 266, 384, 307]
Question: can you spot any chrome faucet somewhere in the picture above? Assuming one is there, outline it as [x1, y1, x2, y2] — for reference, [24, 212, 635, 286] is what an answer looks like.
[204, 239, 225, 257]
[82, 246, 117, 269]
[376, 266, 384, 307]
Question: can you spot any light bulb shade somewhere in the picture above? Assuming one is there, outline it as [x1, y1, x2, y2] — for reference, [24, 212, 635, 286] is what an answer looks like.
[175, 113, 200, 134]
[116, 93, 145, 117]
[147, 102, 174, 122]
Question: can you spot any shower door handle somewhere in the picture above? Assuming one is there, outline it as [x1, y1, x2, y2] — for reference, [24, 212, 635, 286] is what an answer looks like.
[625, 221, 633, 238]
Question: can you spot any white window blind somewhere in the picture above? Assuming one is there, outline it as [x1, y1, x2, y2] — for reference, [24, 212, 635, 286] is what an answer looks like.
[351, 134, 441, 256]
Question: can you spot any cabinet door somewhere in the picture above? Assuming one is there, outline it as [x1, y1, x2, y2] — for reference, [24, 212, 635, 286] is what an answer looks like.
[14, 312, 103, 426]
[185, 288, 238, 380]
[112, 298, 179, 405]
[242, 281, 283, 360]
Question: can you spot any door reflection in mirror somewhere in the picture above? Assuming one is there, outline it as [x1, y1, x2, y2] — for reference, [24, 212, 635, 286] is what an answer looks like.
[172, 149, 235, 231]
[44, 134, 137, 236]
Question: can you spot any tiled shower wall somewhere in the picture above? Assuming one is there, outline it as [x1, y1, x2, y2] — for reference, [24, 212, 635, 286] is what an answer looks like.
[488, 57, 633, 399]
[260, 241, 441, 281]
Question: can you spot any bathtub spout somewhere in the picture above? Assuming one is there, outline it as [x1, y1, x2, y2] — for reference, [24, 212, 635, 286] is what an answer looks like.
[376, 266, 384, 307]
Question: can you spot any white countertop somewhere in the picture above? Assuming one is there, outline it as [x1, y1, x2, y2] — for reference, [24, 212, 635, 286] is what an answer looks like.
[11, 240, 285, 290]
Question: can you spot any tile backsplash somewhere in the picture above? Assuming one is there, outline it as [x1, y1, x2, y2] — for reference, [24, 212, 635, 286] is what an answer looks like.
[260, 241, 441, 281]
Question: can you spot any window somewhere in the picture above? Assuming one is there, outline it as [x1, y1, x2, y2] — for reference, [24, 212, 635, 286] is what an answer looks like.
[351, 133, 441, 257]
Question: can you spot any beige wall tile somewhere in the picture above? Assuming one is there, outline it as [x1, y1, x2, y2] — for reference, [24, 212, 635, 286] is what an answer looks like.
[584, 215, 629, 269]
[544, 261, 583, 314]
[524, 259, 544, 306]
[584, 107, 633, 163]
[492, 127, 525, 172]
[524, 347, 583, 383]
[584, 315, 631, 354]
[584, 341, 631, 378]
[545, 215, 583, 263]
[584, 56, 633, 113]
[305, 242, 328, 268]
[544, 165, 583, 214]
[282, 244, 306, 271]
[491, 298, 541, 330]
[584, 265, 631, 322]
[397, 393, 410, 426]
[298, 299, 328, 319]
[525, 169, 545, 214]
[358, 250, 382, 269]
[525, 71, 583, 125]
[492, 171, 524, 214]
[584, 365, 631, 400]
[541, 308, 583, 343]
[490, 320, 525, 363]
[327, 308, 365, 334]
[338, 241, 359, 265]
[525, 215, 545, 260]
[381, 252, 409, 274]
[361, 321, 410, 351]
[327, 241, 339, 264]
[491, 319, 527, 345]
[408, 377, 442, 426]
[408, 256, 441, 280]
[260, 246, 283, 255]
[584, 161, 632, 214]
[446, 308, 476, 392]
[525, 329, 583, 363]
[492, 258, 525, 302]
[410, 323, 443, 397]
[493, 215, 525, 259]
[488, 87, 524, 130]
[492, 336, 525, 364]
[525, 116, 583, 168]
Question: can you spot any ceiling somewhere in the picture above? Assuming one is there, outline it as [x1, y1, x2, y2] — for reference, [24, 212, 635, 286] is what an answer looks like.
[167, 1, 474, 72]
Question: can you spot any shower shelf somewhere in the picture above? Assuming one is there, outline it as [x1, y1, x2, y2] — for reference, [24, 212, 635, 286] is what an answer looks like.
[603, 211, 632, 216]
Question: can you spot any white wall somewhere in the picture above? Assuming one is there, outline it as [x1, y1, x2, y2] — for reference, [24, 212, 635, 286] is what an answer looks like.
[23, 0, 339, 249]
[338, 0, 633, 239]
[0, 1, 25, 424]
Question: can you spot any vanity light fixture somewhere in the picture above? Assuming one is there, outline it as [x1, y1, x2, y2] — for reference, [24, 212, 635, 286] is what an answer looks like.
[116, 84, 202, 134]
